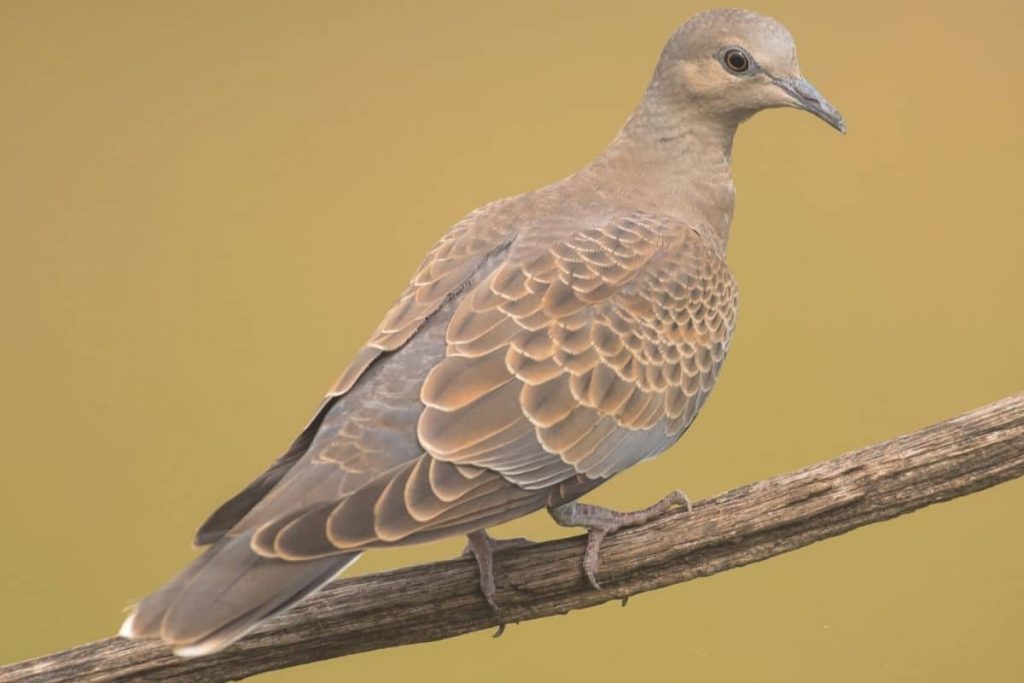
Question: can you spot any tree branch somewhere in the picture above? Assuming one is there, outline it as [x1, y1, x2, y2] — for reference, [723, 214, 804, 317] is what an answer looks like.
[4, 393, 1022, 682]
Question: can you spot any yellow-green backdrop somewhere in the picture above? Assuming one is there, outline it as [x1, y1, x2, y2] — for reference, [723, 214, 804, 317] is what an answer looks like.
[2, 1, 1021, 680]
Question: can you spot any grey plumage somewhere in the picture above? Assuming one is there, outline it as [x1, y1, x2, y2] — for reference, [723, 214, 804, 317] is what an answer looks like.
[120, 8, 843, 656]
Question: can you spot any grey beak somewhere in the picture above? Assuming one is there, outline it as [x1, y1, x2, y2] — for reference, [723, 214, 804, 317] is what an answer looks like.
[773, 76, 846, 134]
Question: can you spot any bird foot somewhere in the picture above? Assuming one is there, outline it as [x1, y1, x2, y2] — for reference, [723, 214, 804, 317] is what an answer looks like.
[463, 531, 534, 615]
[548, 490, 692, 591]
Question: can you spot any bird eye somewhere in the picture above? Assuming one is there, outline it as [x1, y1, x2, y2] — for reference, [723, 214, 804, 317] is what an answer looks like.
[722, 48, 752, 74]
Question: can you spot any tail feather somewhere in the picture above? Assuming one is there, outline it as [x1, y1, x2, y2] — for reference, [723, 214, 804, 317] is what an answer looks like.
[121, 541, 222, 640]
[121, 532, 358, 656]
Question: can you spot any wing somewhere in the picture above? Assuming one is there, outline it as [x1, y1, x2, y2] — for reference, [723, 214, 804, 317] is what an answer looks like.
[418, 213, 738, 486]
[327, 201, 521, 396]
[194, 199, 519, 545]
[239, 212, 737, 561]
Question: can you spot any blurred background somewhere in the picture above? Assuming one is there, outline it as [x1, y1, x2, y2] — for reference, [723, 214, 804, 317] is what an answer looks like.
[1, 0, 1021, 680]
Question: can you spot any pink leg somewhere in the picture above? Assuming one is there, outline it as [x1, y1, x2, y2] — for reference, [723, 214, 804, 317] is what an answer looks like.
[548, 490, 692, 590]
[463, 530, 533, 612]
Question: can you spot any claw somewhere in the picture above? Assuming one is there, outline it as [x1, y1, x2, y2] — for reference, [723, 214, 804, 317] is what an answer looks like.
[582, 527, 609, 591]
[549, 489, 693, 591]
[463, 531, 534, 612]
[461, 535, 532, 558]
[672, 490, 694, 513]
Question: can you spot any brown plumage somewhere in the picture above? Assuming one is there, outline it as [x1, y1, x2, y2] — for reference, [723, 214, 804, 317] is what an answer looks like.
[120, 8, 843, 656]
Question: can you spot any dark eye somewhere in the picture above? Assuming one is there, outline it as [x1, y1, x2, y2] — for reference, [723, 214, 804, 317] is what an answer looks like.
[723, 48, 752, 74]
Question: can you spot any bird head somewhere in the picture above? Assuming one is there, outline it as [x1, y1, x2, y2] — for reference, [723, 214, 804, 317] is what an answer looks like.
[653, 9, 845, 133]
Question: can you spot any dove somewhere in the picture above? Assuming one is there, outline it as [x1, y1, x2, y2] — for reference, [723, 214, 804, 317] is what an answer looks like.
[119, 8, 844, 656]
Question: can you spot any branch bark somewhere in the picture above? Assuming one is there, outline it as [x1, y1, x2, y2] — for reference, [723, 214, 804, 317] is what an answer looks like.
[4, 393, 1023, 682]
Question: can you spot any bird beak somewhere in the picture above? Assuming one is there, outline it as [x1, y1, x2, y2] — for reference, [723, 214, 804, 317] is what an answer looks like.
[773, 76, 846, 134]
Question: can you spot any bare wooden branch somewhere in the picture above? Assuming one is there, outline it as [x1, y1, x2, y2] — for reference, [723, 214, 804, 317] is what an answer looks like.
[3, 393, 1022, 682]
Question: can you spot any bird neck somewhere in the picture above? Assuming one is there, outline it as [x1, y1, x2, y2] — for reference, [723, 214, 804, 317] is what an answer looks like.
[581, 93, 739, 251]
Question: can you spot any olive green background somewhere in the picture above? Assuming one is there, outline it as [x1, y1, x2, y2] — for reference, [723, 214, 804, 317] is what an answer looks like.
[1, 1, 1021, 680]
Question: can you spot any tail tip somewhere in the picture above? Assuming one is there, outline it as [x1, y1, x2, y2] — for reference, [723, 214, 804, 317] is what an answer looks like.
[118, 611, 137, 639]
[173, 640, 227, 658]
[117, 608, 232, 657]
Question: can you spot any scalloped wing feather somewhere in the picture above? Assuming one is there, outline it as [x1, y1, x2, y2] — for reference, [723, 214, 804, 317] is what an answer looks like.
[417, 214, 737, 488]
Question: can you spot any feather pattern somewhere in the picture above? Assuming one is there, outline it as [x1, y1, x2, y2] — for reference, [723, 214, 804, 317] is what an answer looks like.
[419, 215, 737, 486]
